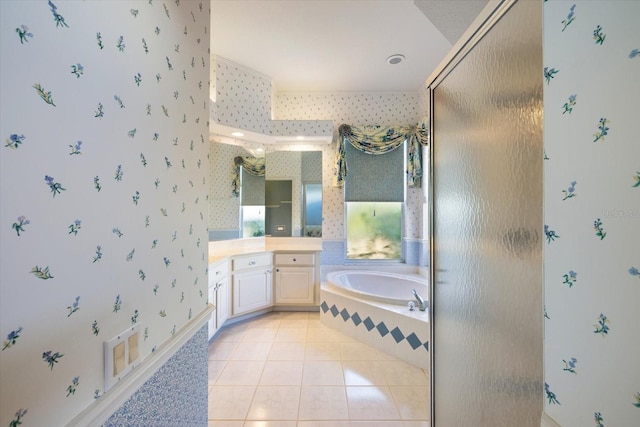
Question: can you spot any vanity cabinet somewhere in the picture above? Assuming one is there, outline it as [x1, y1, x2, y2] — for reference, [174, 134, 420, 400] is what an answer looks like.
[208, 259, 230, 340]
[231, 252, 273, 316]
[274, 252, 319, 306]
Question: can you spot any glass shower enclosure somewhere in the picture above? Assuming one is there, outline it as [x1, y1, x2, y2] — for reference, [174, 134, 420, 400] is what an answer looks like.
[429, 0, 543, 425]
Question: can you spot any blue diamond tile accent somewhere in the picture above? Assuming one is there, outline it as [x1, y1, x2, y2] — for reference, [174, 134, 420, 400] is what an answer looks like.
[319, 300, 429, 365]
[320, 301, 329, 313]
[390, 327, 405, 343]
[330, 305, 339, 317]
[363, 317, 375, 331]
[376, 322, 389, 337]
[351, 312, 362, 326]
[406, 333, 423, 350]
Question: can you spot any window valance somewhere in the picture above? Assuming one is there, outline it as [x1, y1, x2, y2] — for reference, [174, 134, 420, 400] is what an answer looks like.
[333, 121, 429, 188]
[232, 156, 265, 197]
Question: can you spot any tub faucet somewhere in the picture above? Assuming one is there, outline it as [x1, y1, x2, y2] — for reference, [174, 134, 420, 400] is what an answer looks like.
[411, 289, 428, 311]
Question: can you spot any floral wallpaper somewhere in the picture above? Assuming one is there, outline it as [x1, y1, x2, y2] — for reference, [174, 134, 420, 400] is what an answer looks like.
[0, 1, 210, 425]
[302, 151, 323, 183]
[275, 92, 422, 125]
[543, 1, 639, 425]
[212, 56, 273, 133]
[271, 119, 333, 137]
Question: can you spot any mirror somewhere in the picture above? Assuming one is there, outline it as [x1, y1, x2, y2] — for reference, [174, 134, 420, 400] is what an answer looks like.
[265, 180, 292, 237]
[265, 150, 322, 238]
[208, 143, 322, 240]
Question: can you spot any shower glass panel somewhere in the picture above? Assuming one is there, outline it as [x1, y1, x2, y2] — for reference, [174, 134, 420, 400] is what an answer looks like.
[431, 1, 543, 425]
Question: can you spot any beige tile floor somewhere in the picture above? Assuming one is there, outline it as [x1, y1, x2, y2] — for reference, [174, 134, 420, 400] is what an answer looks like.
[208, 311, 430, 427]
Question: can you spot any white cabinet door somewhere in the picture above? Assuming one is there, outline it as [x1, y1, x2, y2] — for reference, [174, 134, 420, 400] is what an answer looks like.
[216, 276, 230, 327]
[275, 267, 315, 304]
[232, 269, 272, 315]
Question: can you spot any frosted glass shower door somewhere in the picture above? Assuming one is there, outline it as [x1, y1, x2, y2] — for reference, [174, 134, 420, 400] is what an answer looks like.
[430, 0, 543, 425]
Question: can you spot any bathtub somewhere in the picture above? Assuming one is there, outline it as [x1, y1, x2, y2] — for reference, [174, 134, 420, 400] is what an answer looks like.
[320, 269, 430, 369]
[325, 270, 428, 306]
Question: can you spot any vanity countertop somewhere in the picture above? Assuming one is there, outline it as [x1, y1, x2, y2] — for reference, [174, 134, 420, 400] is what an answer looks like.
[208, 237, 322, 264]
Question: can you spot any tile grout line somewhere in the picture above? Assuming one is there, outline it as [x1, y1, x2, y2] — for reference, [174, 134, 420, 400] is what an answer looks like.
[294, 322, 308, 423]
[208, 312, 428, 425]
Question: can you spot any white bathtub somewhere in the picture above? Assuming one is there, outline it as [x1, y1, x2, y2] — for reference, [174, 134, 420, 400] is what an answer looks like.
[320, 270, 430, 369]
[325, 270, 428, 306]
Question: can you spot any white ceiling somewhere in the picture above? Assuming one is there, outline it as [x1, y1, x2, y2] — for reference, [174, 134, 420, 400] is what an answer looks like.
[210, 0, 490, 93]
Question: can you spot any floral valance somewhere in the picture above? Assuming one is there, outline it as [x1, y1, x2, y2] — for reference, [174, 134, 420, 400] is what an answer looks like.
[232, 156, 265, 197]
[333, 121, 429, 188]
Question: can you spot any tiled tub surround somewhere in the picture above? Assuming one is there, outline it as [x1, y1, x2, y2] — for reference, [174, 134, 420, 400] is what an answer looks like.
[208, 311, 429, 425]
[320, 271, 429, 370]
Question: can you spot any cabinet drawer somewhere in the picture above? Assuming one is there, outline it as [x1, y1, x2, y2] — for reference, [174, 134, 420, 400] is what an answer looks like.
[232, 253, 272, 271]
[274, 253, 315, 266]
[209, 260, 229, 284]
[209, 261, 229, 281]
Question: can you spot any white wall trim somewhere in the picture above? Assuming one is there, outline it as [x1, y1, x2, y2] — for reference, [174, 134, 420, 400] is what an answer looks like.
[66, 305, 214, 427]
[541, 411, 562, 427]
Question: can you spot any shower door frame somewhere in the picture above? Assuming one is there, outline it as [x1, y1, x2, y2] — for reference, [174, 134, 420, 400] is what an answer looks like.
[426, 0, 541, 425]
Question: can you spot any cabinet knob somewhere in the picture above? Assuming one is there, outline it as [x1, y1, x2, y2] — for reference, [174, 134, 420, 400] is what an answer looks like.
[248, 261, 256, 266]
[292, 258, 296, 262]
[276, 268, 279, 272]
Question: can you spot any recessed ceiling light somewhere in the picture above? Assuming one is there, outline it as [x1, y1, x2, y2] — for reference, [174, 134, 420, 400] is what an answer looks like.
[296, 136, 305, 141]
[231, 131, 244, 137]
[387, 54, 405, 65]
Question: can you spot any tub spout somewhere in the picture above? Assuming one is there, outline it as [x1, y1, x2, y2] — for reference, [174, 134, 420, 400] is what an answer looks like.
[411, 289, 428, 311]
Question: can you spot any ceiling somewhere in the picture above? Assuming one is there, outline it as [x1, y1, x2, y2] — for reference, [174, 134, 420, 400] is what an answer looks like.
[210, 0, 490, 93]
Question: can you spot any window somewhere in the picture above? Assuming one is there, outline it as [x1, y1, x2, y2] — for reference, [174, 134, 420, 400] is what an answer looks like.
[241, 206, 264, 237]
[344, 140, 405, 260]
[346, 202, 402, 259]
